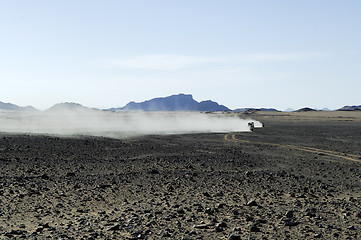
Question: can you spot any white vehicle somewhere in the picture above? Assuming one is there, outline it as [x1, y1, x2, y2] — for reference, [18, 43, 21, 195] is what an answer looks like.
[248, 122, 254, 131]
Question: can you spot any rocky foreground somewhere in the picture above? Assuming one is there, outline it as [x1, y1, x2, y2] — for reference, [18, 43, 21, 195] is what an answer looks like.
[0, 120, 361, 239]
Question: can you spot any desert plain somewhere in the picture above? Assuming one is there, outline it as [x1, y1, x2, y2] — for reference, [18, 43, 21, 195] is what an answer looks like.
[1, 111, 361, 239]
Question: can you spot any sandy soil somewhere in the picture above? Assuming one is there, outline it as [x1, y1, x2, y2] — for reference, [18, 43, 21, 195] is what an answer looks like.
[1, 111, 361, 239]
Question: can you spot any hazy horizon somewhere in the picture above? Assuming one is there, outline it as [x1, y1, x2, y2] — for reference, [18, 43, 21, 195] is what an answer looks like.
[0, 94, 355, 112]
[1, 1, 360, 110]
[0, 110, 261, 138]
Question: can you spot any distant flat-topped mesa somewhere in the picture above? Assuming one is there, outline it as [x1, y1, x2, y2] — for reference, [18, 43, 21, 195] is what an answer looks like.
[108, 94, 231, 112]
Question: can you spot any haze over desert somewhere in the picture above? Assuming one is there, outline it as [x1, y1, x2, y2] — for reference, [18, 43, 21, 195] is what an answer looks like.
[1, 1, 361, 239]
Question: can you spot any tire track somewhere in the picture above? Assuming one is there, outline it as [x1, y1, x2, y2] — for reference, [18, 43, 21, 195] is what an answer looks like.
[224, 133, 361, 163]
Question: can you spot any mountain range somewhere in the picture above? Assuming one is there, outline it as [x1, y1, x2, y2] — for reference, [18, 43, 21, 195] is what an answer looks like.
[0, 95, 360, 112]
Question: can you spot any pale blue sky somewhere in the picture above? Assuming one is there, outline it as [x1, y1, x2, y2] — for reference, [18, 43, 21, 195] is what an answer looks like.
[1, 0, 360, 110]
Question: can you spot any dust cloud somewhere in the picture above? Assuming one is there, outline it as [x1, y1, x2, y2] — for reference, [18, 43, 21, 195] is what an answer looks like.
[0, 110, 261, 138]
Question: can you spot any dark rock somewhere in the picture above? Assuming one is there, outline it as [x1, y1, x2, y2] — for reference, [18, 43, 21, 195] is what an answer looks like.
[216, 222, 227, 228]
[149, 169, 160, 174]
[193, 224, 209, 229]
[177, 206, 185, 214]
[41, 174, 49, 180]
[286, 210, 294, 218]
[40, 223, 51, 228]
[215, 226, 224, 232]
[8, 230, 24, 235]
[108, 224, 121, 231]
[214, 191, 224, 197]
[314, 233, 322, 238]
[205, 207, 213, 214]
[203, 192, 211, 197]
[98, 184, 111, 189]
[136, 234, 146, 239]
[215, 222, 227, 232]
[232, 209, 240, 216]
[258, 219, 267, 224]
[246, 199, 258, 207]
[347, 225, 356, 230]
[215, 203, 226, 209]
[245, 171, 252, 177]
[250, 224, 260, 232]
[284, 220, 299, 227]
[228, 233, 241, 240]
[163, 231, 171, 237]
[306, 208, 316, 217]
[154, 210, 162, 215]
[66, 172, 75, 177]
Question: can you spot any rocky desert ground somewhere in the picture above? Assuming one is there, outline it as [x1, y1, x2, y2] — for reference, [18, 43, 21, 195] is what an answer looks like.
[1, 111, 361, 239]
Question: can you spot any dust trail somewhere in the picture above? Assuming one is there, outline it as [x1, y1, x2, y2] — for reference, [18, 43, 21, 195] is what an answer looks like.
[0, 110, 261, 138]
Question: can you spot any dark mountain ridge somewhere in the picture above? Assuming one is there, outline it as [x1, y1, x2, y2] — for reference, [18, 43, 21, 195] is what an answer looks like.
[108, 94, 230, 112]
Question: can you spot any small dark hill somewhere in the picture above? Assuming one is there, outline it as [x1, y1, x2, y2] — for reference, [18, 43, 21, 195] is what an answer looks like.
[294, 107, 316, 112]
[338, 105, 361, 111]
[233, 108, 279, 113]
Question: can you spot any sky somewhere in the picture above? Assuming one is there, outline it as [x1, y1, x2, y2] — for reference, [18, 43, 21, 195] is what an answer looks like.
[1, 0, 360, 111]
